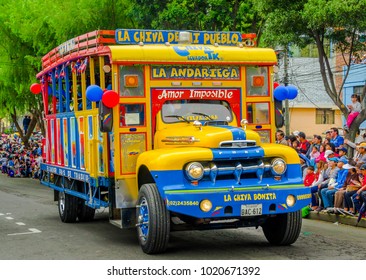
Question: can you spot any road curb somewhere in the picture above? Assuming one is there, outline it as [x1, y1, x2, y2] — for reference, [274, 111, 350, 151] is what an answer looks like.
[306, 211, 366, 228]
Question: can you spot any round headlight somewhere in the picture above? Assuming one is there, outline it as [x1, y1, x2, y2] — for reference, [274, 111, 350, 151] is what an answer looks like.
[200, 199, 212, 212]
[286, 195, 296, 207]
[271, 158, 287, 175]
[185, 162, 204, 180]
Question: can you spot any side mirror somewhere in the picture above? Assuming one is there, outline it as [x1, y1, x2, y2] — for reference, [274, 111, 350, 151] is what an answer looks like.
[99, 102, 113, 133]
[274, 100, 284, 128]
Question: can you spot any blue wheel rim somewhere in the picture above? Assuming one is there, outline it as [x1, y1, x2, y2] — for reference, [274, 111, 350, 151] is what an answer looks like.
[137, 197, 149, 242]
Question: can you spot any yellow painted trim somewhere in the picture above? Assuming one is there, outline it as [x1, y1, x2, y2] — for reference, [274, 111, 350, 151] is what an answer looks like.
[137, 147, 214, 171]
[81, 72, 86, 111]
[89, 57, 96, 109]
[72, 72, 78, 112]
[99, 56, 106, 89]
[261, 143, 301, 164]
[109, 45, 277, 64]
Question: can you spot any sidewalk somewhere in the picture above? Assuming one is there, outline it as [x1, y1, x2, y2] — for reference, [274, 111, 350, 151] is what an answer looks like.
[306, 211, 366, 228]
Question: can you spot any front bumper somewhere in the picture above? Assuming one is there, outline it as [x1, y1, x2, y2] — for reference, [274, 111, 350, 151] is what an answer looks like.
[164, 185, 311, 218]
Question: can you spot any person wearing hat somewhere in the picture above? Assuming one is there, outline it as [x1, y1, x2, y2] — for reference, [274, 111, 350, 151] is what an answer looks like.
[338, 147, 348, 162]
[319, 157, 349, 212]
[354, 142, 366, 164]
[324, 150, 335, 161]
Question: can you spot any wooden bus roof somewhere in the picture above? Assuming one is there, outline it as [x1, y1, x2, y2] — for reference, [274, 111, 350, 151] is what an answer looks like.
[37, 29, 277, 78]
[37, 30, 115, 78]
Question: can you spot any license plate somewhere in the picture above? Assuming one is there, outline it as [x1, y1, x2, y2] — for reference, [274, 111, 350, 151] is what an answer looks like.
[241, 204, 262, 216]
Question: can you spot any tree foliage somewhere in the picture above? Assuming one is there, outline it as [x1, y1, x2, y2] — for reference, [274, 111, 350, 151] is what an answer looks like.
[0, 0, 134, 145]
[1, 0, 366, 144]
[253, 0, 366, 140]
[128, 0, 258, 33]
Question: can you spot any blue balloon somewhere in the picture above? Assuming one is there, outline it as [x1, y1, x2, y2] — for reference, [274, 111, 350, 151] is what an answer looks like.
[86, 85, 103, 102]
[274, 85, 288, 101]
[287, 84, 298, 100]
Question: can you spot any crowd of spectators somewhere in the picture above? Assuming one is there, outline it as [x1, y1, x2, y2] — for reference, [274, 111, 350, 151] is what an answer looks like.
[276, 127, 366, 219]
[0, 132, 43, 179]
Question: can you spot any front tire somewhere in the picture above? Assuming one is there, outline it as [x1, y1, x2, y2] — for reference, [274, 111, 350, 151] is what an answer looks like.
[262, 210, 302, 245]
[136, 184, 170, 254]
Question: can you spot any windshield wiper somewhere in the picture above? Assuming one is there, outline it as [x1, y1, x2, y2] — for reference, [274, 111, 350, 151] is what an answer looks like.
[165, 115, 190, 123]
[192, 112, 213, 120]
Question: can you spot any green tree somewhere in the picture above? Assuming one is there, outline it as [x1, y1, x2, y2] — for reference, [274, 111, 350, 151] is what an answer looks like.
[128, 0, 258, 33]
[0, 0, 133, 145]
[254, 0, 366, 141]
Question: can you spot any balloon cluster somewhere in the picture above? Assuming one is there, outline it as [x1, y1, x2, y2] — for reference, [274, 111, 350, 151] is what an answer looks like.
[273, 83, 298, 101]
[86, 85, 119, 108]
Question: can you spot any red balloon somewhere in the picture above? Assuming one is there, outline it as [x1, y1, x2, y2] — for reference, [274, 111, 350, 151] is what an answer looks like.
[30, 83, 42, 94]
[102, 90, 119, 108]
[273, 82, 280, 89]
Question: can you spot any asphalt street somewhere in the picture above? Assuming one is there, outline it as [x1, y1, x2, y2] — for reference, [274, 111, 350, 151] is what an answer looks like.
[0, 174, 366, 260]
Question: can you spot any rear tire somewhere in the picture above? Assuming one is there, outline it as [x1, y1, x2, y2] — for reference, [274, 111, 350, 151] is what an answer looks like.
[136, 184, 170, 254]
[58, 178, 78, 223]
[262, 210, 302, 245]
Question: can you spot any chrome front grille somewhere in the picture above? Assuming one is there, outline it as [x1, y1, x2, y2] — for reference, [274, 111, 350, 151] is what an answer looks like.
[219, 140, 256, 148]
[202, 160, 272, 184]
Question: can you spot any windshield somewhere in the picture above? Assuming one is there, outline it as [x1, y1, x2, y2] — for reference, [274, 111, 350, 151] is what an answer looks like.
[161, 100, 233, 124]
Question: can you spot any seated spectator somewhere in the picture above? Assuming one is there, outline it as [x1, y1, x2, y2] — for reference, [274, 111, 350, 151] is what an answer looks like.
[309, 145, 320, 161]
[344, 94, 361, 132]
[344, 164, 362, 215]
[297, 132, 310, 155]
[315, 157, 340, 211]
[310, 159, 327, 210]
[332, 163, 360, 214]
[329, 127, 344, 152]
[315, 144, 327, 163]
[319, 157, 348, 211]
[304, 166, 316, 187]
[324, 150, 336, 162]
[306, 135, 322, 159]
[352, 164, 366, 214]
[338, 147, 349, 162]
[354, 142, 366, 165]
[276, 130, 288, 145]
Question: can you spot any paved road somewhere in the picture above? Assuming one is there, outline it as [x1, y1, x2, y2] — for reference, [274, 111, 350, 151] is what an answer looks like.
[0, 174, 366, 260]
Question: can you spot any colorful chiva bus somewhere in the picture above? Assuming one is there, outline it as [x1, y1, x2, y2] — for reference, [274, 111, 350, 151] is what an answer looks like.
[36, 29, 310, 254]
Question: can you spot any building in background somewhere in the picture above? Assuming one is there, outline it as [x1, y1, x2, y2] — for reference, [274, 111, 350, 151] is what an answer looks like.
[277, 46, 343, 137]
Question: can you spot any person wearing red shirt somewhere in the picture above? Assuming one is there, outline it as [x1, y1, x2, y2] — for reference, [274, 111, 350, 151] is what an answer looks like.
[304, 166, 316, 187]
[297, 132, 310, 155]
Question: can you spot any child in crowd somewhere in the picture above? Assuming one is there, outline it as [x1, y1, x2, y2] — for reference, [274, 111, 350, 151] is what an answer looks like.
[344, 93, 361, 132]
[304, 166, 316, 187]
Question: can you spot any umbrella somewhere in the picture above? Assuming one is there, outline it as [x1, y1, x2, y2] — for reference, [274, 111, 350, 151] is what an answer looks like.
[356, 202, 366, 226]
